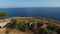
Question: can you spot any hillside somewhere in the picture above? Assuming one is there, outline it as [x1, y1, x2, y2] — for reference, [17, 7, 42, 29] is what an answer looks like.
[0, 17, 60, 34]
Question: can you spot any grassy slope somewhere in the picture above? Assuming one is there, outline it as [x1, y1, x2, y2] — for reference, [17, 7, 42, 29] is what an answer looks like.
[0, 17, 60, 34]
[13, 17, 60, 28]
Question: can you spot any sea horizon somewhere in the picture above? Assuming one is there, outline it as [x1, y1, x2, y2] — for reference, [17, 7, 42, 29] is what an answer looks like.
[0, 7, 60, 21]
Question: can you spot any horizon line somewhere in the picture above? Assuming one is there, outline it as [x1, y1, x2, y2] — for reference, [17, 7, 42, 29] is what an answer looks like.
[1, 7, 60, 8]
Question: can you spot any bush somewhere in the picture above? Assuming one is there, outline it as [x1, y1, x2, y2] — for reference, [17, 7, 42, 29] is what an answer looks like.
[5, 29, 11, 34]
[19, 25, 26, 32]
[5, 19, 36, 32]
[27, 22, 35, 31]
[5, 19, 18, 29]
[17, 23, 26, 32]
[43, 30, 50, 34]
[0, 12, 8, 19]
[47, 24, 56, 31]
[50, 31, 57, 34]
[37, 23, 43, 27]
[10, 19, 17, 28]
[56, 28, 60, 34]
[5, 23, 13, 29]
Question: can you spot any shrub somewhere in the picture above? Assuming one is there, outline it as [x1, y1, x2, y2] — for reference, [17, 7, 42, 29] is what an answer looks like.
[50, 31, 57, 34]
[5, 23, 13, 29]
[47, 24, 57, 31]
[43, 30, 50, 34]
[17, 23, 26, 32]
[37, 23, 43, 27]
[56, 28, 60, 34]
[5, 29, 11, 34]
[0, 12, 8, 19]
[5, 19, 18, 29]
[27, 22, 35, 31]
[10, 19, 17, 28]
[19, 25, 26, 32]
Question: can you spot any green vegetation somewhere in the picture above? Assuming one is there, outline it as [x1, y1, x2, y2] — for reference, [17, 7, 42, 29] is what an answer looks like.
[5, 29, 11, 34]
[5, 19, 17, 34]
[27, 22, 35, 31]
[4, 17, 60, 34]
[5, 19, 36, 34]
[0, 12, 8, 19]
[56, 28, 60, 34]
[17, 23, 26, 32]
[47, 24, 57, 31]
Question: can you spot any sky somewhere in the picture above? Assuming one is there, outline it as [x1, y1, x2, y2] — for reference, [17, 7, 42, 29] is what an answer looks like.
[0, 0, 60, 8]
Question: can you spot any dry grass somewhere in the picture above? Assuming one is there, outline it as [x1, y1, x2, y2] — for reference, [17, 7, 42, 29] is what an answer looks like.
[0, 17, 60, 34]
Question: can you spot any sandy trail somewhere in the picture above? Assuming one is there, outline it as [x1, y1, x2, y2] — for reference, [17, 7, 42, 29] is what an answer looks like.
[0, 19, 11, 27]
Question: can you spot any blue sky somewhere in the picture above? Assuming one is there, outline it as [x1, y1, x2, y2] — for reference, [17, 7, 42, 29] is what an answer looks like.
[0, 0, 60, 8]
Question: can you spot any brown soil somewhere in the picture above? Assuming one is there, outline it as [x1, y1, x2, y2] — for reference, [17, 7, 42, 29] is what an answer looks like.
[0, 17, 60, 34]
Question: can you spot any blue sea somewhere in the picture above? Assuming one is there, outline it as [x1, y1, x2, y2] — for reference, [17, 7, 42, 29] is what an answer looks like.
[0, 7, 60, 21]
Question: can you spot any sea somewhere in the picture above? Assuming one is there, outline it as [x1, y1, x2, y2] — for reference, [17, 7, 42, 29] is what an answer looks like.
[0, 7, 60, 21]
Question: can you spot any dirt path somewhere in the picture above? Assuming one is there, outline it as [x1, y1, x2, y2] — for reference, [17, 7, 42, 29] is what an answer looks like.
[9, 29, 33, 34]
[0, 19, 11, 27]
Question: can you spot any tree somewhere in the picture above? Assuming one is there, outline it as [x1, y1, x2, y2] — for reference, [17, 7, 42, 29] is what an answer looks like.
[0, 12, 8, 19]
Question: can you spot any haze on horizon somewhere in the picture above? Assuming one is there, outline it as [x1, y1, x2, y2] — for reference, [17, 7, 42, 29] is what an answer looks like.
[0, 0, 60, 8]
